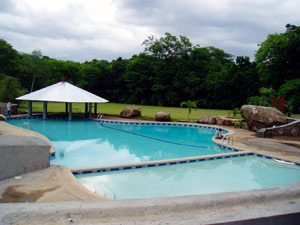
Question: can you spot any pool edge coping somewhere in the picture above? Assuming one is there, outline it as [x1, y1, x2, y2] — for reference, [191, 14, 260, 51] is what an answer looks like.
[6, 116, 300, 174]
[1, 182, 300, 224]
[71, 151, 252, 174]
[2, 116, 300, 224]
[1, 120, 56, 155]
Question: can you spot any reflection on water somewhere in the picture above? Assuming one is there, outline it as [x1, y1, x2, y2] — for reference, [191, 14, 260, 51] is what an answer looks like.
[8, 119, 231, 168]
[51, 139, 149, 168]
[77, 156, 300, 199]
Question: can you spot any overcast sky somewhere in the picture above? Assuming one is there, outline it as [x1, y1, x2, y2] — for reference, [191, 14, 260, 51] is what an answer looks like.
[1, 0, 299, 62]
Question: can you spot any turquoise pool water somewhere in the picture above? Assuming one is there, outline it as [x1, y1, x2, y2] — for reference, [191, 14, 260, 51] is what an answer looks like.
[76, 155, 300, 199]
[8, 118, 231, 168]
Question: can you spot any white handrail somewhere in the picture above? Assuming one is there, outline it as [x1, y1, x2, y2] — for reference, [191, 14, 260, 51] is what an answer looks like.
[222, 134, 233, 145]
[97, 114, 103, 120]
[23, 121, 33, 130]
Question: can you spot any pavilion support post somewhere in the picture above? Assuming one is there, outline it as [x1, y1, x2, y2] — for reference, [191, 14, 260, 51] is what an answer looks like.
[94, 103, 97, 115]
[28, 101, 32, 117]
[43, 101, 47, 120]
[65, 103, 68, 115]
[69, 103, 72, 120]
[89, 103, 92, 119]
[85, 103, 88, 116]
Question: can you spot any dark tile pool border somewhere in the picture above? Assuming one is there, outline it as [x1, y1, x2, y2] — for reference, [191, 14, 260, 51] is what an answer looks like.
[71, 152, 300, 176]
[7, 116, 222, 131]
[7, 116, 300, 175]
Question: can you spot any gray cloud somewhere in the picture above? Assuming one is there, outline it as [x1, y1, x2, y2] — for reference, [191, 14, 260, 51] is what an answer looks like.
[0, 0, 299, 62]
[118, 0, 300, 58]
[0, 0, 15, 12]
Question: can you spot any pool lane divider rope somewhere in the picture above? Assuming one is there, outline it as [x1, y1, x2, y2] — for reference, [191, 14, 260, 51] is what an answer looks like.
[100, 123, 209, 148]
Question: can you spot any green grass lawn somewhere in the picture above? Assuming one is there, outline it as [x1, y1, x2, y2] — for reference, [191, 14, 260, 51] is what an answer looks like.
[293, 114, 300, 119]
[18, 102, 232, 121]
[18, 101, 300, 121]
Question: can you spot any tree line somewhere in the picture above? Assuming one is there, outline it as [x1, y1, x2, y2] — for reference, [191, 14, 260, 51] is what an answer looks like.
[0, 24, 299, 113]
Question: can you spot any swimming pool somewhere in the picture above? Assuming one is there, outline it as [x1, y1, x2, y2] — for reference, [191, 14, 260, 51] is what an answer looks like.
[76, 155, 300, 199]
[7, 117, 300, 200]
[8, 118, 231, 168]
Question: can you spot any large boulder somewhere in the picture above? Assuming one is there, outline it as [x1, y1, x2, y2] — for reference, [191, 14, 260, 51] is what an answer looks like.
[120, 107, 142, 118]
[197, 115, 216, 124]
[155, 111, 171, 121]
[241, 105, 286, 131]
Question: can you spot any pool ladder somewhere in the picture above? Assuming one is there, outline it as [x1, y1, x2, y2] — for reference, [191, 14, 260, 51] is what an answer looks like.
[95, 114, 104, 128]
[221, 135, 233, 145]
[23, 121, 34, 130]
[97, 114, 103, 120]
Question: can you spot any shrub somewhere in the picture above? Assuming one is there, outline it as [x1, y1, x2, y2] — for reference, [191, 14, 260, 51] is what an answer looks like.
[278, 79, 300, 113]
[270, 96, 286, 113]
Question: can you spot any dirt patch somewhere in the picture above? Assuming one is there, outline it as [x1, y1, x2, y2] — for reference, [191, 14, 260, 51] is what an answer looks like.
[0, 185, 59, 203]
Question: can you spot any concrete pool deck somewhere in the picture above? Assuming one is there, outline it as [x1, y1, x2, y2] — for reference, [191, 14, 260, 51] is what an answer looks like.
[0, 121, 55, 155]
[0, 117, 300, 224]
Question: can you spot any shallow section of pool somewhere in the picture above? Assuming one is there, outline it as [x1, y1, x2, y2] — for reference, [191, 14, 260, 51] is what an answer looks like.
[76, 156, 300, 199]
[8, 118, 231, 168]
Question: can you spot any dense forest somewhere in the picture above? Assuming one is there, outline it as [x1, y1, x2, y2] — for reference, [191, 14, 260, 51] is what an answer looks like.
[0, 24, 299, 113]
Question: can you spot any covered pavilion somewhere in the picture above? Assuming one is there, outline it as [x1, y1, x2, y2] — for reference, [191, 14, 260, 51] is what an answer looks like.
[16, 77, 108, 120]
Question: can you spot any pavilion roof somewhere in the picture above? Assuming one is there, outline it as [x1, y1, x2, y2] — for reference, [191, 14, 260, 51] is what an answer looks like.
[16, 81, 108, 103]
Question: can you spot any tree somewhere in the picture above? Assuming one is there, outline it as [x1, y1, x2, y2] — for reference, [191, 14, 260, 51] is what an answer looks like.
[107, 57, 128, 102]
[230, 56, 259, 107]
[21, 50, 51, 92]
[256, 24, 300, 89]
[0, 74, 26, 103]
[123, 53, 155, 104]
[180, 100, 197, 120]
[0, 39, 20, 76]
[142, 32, 193, 59]
[142, 33, 195, 106]
[61, 60, 81, 84]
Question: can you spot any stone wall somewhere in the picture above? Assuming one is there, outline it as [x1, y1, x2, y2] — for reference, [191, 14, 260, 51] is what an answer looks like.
[0, 136, 50, 180]
[286, 117, 297, 123]
[257, 119, 300, 138]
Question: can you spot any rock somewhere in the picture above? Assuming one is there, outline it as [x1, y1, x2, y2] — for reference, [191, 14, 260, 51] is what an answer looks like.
[241, 105, 286, 131]
[120, 107, 142, 118]
[224, 118, 233, 126]
[155, 112, 171, 121]
[0, 114, 6, 121]
[216, 116, 225, 125]
[0, 102, 18, 115]
[197, 115, 216, 124]
[216, 116, 232, 126]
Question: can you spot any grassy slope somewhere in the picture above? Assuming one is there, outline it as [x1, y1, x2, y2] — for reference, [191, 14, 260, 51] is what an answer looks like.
[18, 102, 231, 120]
